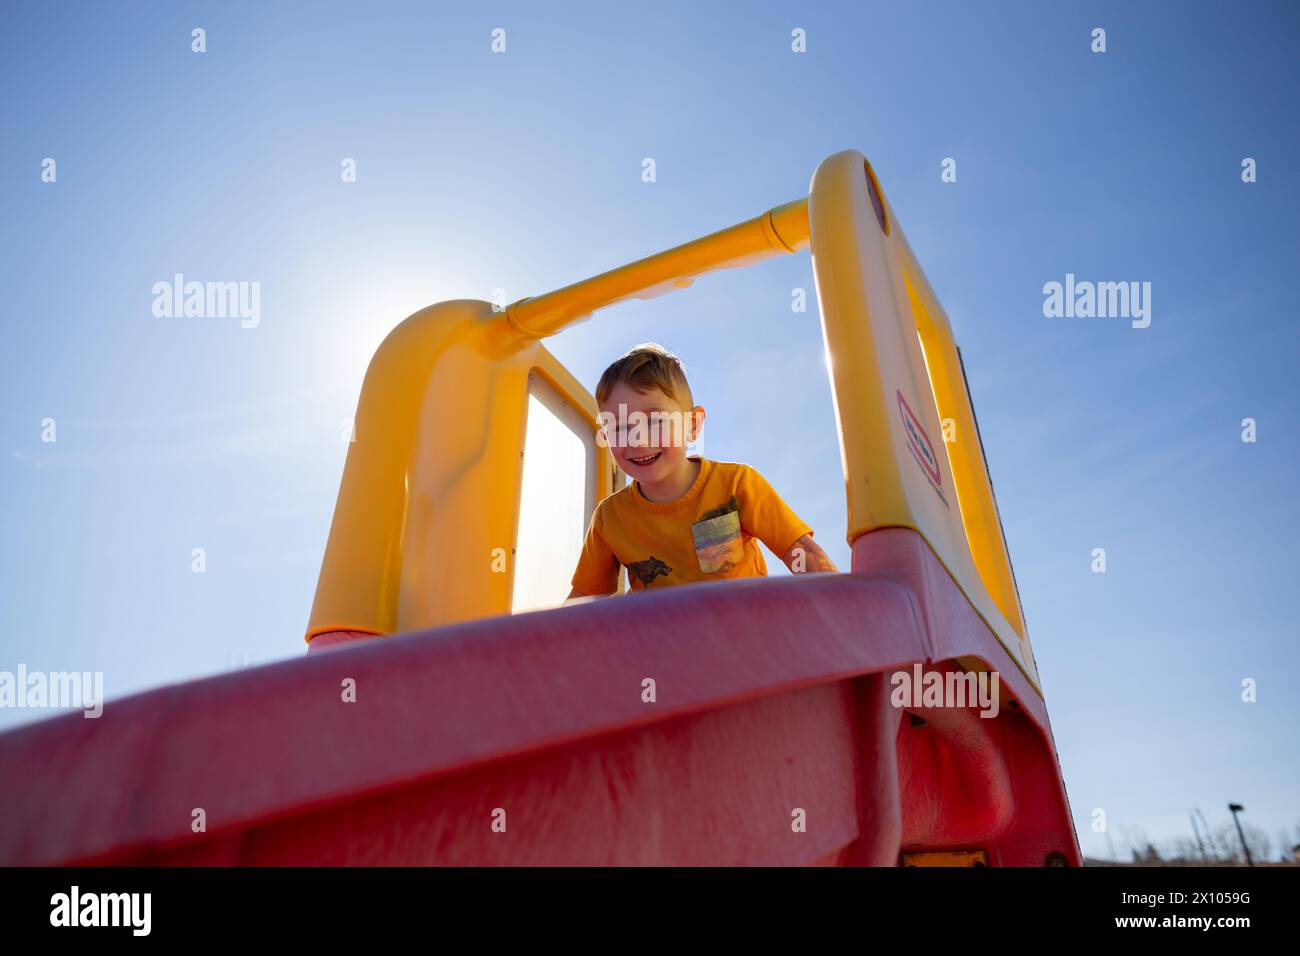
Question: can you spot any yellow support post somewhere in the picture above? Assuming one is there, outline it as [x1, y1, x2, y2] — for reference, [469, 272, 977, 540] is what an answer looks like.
[306, 301, 617, 640]
[808, 149, 1037, 685]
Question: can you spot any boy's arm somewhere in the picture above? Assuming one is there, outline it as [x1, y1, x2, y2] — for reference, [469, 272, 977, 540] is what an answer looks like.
[782, 532, 839, 574]
[740, 465, 838, 574]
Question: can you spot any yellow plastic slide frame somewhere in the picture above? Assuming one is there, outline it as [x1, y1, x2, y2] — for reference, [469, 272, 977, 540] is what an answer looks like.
[306, 149, 1039, 691]
[306, 303, 620, 641]
[808, 151, 1037, 687]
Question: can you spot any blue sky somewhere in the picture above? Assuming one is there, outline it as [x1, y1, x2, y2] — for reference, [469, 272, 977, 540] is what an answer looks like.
[2, 1, 1297, 860]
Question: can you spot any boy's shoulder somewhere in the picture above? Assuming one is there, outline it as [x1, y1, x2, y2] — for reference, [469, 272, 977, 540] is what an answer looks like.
[699, 457, 756, 489]
[708, 457, 756, 474]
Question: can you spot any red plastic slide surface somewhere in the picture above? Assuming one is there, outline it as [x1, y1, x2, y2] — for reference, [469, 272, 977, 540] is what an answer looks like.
[0, 528, 1080, 865]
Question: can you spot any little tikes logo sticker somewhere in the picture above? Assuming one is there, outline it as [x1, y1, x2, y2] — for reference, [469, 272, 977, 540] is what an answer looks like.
[896, 389, 948, 507]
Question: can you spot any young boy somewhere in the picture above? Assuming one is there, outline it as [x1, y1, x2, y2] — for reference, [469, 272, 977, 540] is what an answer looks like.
[567, 343, 837, 598]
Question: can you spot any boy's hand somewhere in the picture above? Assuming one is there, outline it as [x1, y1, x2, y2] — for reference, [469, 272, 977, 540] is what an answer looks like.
[783, 533, 839, 575]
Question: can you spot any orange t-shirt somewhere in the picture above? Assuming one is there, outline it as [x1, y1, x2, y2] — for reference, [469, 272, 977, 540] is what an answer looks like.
[570, 456, 814, 595]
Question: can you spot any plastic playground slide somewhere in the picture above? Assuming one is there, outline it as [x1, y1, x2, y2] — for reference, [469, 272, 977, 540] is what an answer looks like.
[0, 150, 1081, 866]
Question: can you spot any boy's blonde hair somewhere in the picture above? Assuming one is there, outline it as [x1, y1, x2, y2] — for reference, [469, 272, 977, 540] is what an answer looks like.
[595, 343, 694, 408]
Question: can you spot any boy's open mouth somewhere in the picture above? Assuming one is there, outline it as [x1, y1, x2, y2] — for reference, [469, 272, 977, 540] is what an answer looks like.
[627, 451, 662, 467]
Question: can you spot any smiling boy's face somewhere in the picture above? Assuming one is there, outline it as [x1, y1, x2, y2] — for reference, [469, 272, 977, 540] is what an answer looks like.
[598, 381, 704, 485]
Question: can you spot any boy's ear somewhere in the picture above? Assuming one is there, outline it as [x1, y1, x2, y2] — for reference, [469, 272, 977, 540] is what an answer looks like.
[689, 406, 706, 441]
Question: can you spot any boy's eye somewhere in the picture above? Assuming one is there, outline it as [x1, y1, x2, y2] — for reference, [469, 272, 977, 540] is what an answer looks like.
[599, 413, 681, 446]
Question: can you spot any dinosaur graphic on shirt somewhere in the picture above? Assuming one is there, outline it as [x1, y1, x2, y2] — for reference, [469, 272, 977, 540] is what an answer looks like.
[626, 556, 672, 587]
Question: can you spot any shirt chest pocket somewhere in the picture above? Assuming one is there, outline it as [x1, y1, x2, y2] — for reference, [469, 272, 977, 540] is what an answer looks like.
[691, 510, 744, 573]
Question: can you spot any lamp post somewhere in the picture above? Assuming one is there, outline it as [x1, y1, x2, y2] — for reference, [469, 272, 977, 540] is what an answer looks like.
[1227, 803, 1253, 867]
